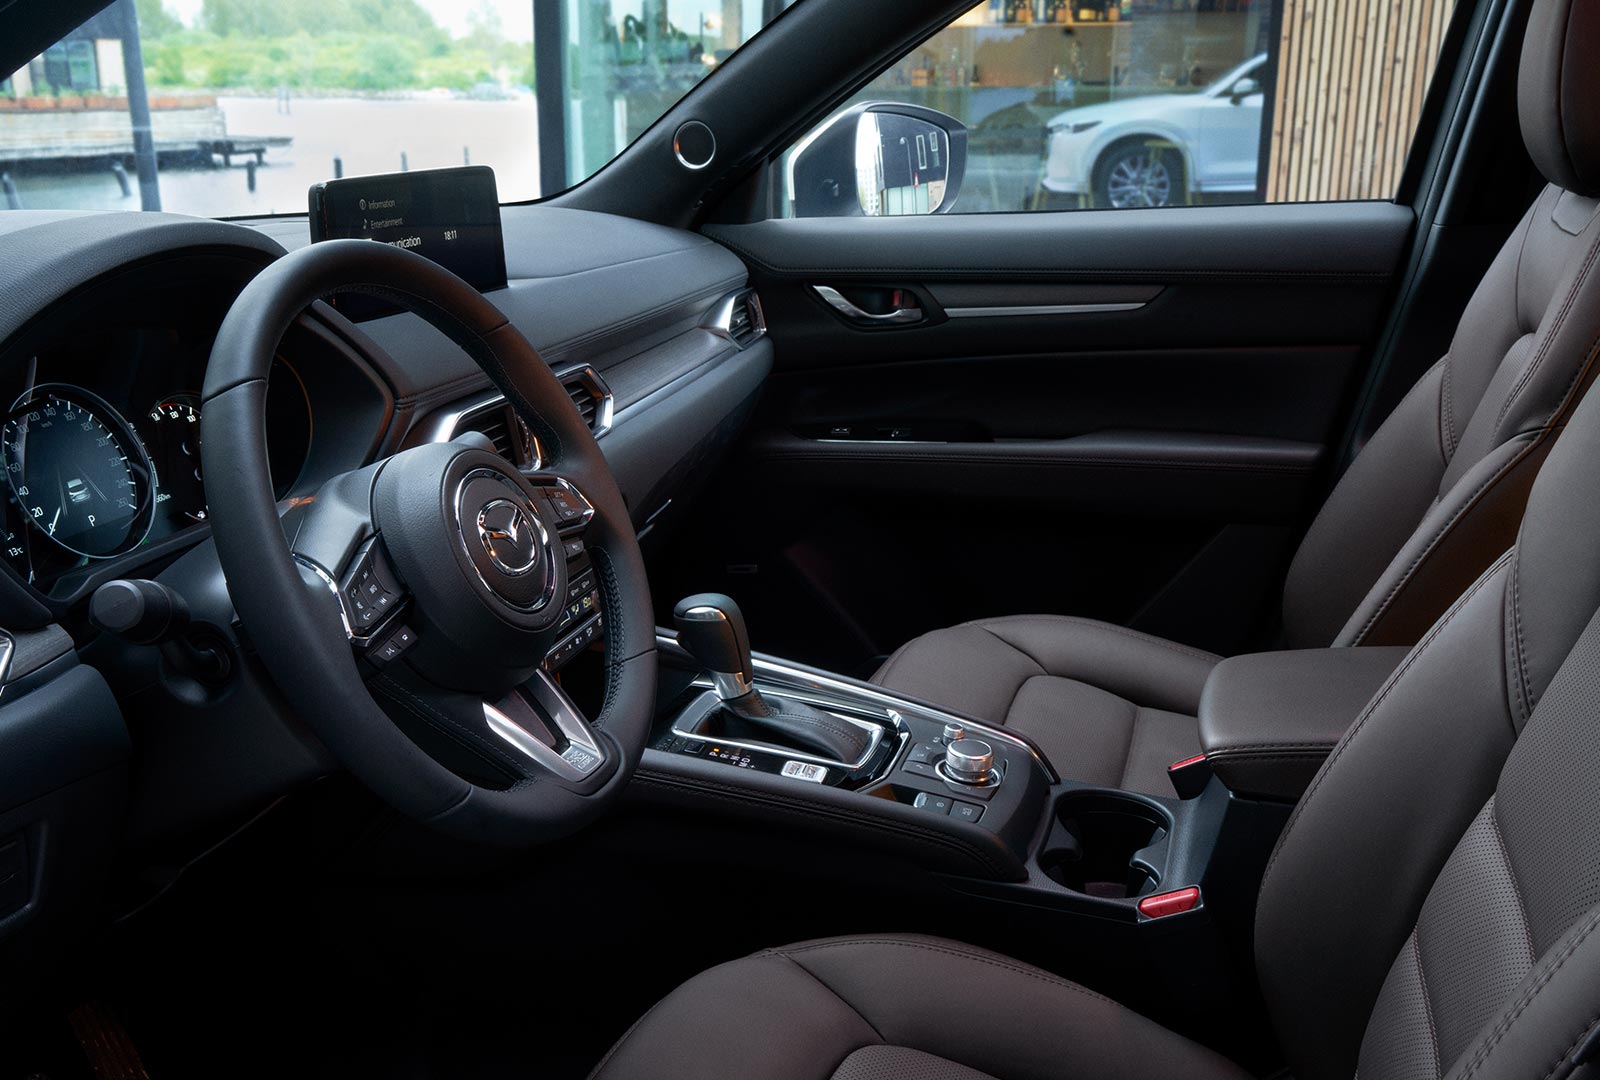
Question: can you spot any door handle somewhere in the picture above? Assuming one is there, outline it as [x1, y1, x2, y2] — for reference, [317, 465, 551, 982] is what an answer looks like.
[813, 285, 924, 326]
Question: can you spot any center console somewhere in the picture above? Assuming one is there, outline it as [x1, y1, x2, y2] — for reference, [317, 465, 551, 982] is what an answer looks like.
[640, 596, 1278, 929]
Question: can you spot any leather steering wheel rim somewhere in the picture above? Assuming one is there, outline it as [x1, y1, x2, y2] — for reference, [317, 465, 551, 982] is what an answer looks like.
[200, 239, 657, 845]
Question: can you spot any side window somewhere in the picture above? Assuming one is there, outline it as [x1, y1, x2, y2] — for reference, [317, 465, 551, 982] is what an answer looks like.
[785, 0, 1458, 217]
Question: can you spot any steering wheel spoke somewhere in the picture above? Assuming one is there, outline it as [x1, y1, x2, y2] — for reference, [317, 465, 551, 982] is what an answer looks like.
[483, 671, 608, 783]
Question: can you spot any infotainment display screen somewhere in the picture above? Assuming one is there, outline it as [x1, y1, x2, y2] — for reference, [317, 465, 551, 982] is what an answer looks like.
[308, 165, 508, 318]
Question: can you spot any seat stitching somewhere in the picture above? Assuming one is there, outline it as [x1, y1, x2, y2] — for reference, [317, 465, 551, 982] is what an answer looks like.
[1261, 551, 1513, 894]
[1411, 932, 1446, 1078]
[1358, 316, 1600, 649]
[1491, 223, 1600, 433]
[973, 625, 1050, 676]
[1509, 545, 1533, 725]
[1455, 906, 1600, 1080]
[1441, 355, 1458, 460]
[778, 938, 1121, 1008]
[769, 950, 888, 1045]
[1488, 797, 1538, 964]
[1350, 436, 1536, 645]
[1538, 1009, 1600, 1080]
[972, 616, 1220, 665]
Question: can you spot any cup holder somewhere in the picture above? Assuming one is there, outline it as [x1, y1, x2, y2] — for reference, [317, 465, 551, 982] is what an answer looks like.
[1039, 792, 1170, 898]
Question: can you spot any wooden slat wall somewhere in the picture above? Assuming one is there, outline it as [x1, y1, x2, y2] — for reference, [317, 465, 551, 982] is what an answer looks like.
[1267, 0, 1456, 203]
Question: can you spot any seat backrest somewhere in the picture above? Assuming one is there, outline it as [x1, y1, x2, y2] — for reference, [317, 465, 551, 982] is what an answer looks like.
[1280, 0, 1600, 652]
[1256, 11, 1600, 1072]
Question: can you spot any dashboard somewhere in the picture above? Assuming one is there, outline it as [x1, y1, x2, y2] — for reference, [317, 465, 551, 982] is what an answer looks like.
[0, 200, 770, 981]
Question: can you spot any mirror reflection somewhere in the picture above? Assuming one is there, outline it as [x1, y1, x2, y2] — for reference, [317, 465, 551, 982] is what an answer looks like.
[855, 112, 951, 216]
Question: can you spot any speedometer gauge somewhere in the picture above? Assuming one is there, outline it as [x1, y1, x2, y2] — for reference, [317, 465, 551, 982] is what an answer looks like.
[1, 385, 156, 558]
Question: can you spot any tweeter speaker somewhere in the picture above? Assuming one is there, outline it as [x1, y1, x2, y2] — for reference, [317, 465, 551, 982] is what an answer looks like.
[673, 121, 717, 171]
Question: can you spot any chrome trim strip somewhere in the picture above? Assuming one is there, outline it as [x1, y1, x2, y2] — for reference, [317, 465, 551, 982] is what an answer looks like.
[701, 288, 768, 347]
[421, 363, 615, 457]
[555, 364, 615, 439]
[0, 629, 15, 700]
[670, 688, 892, 772]
[484, 671, 607, 780]
[293, 554, 354, 641]
[656, 631, 1058, 782]
[944, 302, 1147, 319]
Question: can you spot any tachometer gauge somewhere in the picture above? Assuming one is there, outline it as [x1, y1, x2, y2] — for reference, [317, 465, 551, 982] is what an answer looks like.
[1, 385, 156, 558]
[146, 394, 207, 522]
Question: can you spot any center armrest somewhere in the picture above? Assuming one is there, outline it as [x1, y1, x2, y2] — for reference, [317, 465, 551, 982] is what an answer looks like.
[1198, 646, 1411, 800]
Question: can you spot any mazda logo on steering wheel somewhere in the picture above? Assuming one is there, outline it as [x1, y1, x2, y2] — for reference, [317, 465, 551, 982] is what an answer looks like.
[475, 498, 540, 576]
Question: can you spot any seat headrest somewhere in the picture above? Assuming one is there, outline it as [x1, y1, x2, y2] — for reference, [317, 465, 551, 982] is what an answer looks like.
[1520, 0, 1600, 197]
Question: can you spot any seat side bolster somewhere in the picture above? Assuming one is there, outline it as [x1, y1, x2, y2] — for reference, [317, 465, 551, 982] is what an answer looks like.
[1256, 554, 1519, 1080]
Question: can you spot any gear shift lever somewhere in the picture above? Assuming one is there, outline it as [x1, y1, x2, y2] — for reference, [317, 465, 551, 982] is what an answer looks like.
[673, 593, 872, 763]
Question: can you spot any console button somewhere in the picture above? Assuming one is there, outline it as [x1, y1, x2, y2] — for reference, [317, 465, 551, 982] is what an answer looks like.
[950, 801, 984, 825]
[900, 760, 939, 780]
[913, 792, 952, 816]
[908, 742, 941, 764]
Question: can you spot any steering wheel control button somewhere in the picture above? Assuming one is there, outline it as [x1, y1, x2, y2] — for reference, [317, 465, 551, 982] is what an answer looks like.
[913, 792, 953, 816]
[781, 760, 828, 784]
[340, 541, 406, 635]
[943, 739, 996, 785]
[369, 625, 417, 667]
[562, 537, 586, 560]
[538, 482, 595, 533]
[950, 801, 985, 825]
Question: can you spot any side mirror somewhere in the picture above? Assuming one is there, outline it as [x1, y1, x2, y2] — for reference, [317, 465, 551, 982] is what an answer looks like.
[788, 102, 968, 218]
[1229, 77, 1262, 104]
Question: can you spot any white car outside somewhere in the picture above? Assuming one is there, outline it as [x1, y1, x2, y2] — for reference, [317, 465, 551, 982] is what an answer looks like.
[1041, 54, 1267, 208]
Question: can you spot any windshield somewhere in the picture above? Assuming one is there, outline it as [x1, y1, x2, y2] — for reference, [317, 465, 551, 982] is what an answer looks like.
[0, 0, 785, 218]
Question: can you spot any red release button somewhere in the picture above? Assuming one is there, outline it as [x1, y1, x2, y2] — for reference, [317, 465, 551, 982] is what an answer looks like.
[1138, 886, 1201, 920]
[1168, 754, 1207, 772]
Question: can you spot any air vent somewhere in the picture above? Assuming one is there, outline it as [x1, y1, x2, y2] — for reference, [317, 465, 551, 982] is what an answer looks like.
[453, 401, 539, 468]
[558, 366, 614, 438]
[702, 288, 766, 348]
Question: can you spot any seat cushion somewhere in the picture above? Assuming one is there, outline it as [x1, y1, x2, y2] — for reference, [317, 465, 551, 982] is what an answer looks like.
[589, 935, 1250, 1080]
[871, 616, 1219, 795]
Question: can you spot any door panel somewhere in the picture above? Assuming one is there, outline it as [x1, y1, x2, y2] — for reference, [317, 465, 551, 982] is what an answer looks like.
[655, 202, 1414, 674]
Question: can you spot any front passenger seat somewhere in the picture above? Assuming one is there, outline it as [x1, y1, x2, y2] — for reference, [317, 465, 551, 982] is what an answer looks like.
[872, 1, 1600, 794]
[592, 8, 1600, 1064]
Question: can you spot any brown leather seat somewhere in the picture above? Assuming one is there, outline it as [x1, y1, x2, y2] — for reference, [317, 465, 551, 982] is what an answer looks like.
[873, 5, 1600, 792]
[594, 20, 1600, 1078]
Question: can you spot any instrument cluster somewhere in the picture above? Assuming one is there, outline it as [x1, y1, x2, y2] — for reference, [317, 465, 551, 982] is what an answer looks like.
[0, 336, 312, 597]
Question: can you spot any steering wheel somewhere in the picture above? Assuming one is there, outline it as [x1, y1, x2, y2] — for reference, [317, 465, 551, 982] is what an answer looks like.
[200, 240, 657, 846]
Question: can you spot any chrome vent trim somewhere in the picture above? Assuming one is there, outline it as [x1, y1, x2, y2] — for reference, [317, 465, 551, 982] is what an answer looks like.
[557, 364, 614, 439]
[702, 288, 766, 348]
[433, 393, 543, 470]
